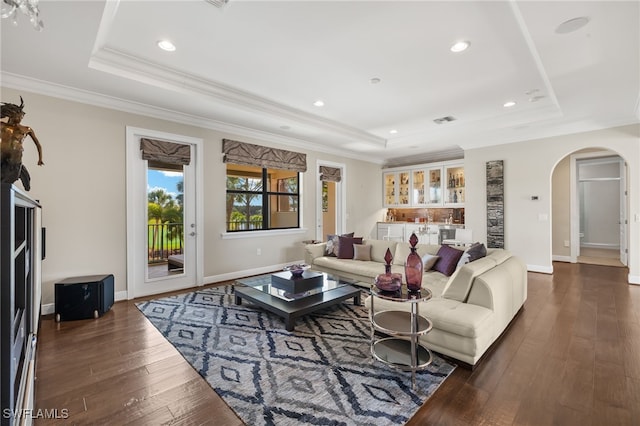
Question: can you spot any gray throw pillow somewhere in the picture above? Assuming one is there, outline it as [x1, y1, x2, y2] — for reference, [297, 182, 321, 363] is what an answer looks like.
[421, 254, 440, 271]
[353, 244, 372, 261]
[467, 242, 487, 262]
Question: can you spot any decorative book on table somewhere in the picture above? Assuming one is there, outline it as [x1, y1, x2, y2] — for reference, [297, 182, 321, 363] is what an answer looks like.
[271, 270, 324, 294]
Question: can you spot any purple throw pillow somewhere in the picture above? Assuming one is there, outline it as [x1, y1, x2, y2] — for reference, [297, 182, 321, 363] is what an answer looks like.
[337, 236, 363, 259]
[434, 244, 465, 276]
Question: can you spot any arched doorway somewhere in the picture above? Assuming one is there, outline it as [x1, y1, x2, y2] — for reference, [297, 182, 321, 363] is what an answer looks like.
[552, 148, 628, 268]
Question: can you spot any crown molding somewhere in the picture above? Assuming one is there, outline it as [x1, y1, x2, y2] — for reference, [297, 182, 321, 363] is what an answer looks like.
[0, 72, 385, 164]
[88, 46, 387, 148]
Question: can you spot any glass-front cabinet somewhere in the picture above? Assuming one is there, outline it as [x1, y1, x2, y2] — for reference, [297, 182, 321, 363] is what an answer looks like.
[412, 170, 425, 205]
[412, 168, 442, 206]
[383, 171, 411, 206]
[427, 167, 443, 205]
[383, 160, 463, 207]
[445, 163, 465, 205]
[383, 172, 395, 206]
[398, 171, 410, 205]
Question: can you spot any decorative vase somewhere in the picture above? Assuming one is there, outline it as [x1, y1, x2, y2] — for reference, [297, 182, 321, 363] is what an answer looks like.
[405, 233, 423, 292]
[374, 248, 402, 292]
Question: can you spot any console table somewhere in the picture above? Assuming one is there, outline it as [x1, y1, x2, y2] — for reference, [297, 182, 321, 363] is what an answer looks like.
[369, 287, 433, 390]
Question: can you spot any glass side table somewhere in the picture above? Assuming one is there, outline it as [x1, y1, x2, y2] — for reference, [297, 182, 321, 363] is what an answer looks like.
[369, 286, 433, 390]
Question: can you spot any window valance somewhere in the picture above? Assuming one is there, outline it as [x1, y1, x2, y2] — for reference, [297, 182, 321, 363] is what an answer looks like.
[222, 139, 307, 172]
[319, 166, 341, 182]
[140, 138, 191, 166]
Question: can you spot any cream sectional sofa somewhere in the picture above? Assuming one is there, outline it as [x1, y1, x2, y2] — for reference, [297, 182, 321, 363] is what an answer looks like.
[304, 239, 527, 367]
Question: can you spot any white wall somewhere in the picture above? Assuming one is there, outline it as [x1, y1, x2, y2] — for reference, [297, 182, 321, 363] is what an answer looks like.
[552, 155, 571, 259]
[2, 87, 384, 305]
[6, 85, 637, 309]
[465, 124, 640, 283]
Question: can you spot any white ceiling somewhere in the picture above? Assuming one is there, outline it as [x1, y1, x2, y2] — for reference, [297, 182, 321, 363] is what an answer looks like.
[2, 0, 639, 166]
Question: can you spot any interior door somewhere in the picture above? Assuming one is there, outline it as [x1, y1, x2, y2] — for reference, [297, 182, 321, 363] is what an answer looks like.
[126, 127, 203, 298]
[619, 159, 628, 266]
[316, 162, 345, 241]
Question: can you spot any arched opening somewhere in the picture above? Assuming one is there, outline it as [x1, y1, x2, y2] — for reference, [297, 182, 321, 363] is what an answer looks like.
[552, 147, 629, 268]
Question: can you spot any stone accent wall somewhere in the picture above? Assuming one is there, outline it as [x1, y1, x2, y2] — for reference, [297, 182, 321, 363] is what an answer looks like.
[486, 160, 504, 248]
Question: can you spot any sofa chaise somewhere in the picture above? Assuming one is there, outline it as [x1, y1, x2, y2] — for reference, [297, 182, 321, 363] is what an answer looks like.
[304, 239, 527, 367]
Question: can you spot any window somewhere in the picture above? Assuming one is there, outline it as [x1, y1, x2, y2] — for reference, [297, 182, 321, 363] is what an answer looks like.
[226, 164, 299, 231]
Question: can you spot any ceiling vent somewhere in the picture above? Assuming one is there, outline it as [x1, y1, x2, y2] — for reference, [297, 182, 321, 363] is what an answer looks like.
[433, 116, 457, 125]
[207, 0, 229, 7]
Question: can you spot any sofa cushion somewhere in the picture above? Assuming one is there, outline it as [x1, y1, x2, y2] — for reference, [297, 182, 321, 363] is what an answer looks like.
[392, 243, 436, 266]
[422, 270, 449, 297]
[441, 256, 497, 302]
[433, 245, 464, 276]
[314, 257, 383, 280]
[337, 236, 363, 259]
[353, 244, 371, 261]
[325, 232, 354, 257]
[364, 295, 493, 339]
[486, 249, 511, 265]
[421, 298, 494, 339]
[363, 239, 397, 263]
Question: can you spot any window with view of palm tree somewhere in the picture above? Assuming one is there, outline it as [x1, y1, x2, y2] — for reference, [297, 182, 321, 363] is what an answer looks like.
[226, 164, 299, 231]
[147, 174, 184, 264]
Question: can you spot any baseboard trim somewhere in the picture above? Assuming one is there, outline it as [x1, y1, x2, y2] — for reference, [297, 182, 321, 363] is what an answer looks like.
[629, 274, 640, 285]
[203, 260, 305, 286]
[41, 303, 54, 315]
[527, 264, 553, 274]
[552, 255, 573, 263]
[41, 290, 129, 316]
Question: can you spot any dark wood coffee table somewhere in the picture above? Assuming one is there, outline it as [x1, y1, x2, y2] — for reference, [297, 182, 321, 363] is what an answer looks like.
[234, 271, 362, 331]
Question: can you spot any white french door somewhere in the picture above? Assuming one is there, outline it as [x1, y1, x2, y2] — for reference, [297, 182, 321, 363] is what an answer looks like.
[126, 127, 203, 298]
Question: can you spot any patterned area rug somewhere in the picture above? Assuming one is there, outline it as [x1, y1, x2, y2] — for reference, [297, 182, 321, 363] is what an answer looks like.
[136, 285, 455, 426]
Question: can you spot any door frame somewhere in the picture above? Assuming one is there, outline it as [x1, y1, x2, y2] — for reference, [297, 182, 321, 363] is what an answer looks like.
[569, 150, 627, 264]
[125, 126, 204, 299]
[315, 160, 346, 241]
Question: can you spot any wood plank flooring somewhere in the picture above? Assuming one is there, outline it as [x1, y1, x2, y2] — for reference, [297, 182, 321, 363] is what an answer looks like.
[35, 262, 640, 425]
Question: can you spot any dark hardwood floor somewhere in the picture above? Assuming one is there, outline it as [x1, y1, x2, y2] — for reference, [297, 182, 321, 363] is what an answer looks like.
[35, 262, 640, 425]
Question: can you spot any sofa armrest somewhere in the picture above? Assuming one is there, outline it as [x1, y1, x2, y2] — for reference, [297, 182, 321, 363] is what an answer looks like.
[305, 243, 327, 265]
[467, 256, 527, 313]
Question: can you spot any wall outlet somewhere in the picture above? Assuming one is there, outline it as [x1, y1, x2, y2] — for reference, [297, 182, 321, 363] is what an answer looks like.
[256, 248, 261, 255]
[564, 240, 570, 247]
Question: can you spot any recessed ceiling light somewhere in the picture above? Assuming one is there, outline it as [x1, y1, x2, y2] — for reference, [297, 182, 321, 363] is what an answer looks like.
[389, 129, 398, 134]
[313, 100, 325, 107]
[450, 40, 470, 53]
[370, 77, 381, 84]
[503, 101, 517, 108]
[157, 40, 176, 52]
[555, 16, 590, 34]
[280, 125, 291, 130]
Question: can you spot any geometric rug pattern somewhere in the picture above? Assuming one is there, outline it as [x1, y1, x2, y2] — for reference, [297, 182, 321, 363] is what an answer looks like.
[136, 285, 456, 425]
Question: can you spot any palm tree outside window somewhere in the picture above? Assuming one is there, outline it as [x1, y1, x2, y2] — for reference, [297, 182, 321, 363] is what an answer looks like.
[226, 164, 299, 231]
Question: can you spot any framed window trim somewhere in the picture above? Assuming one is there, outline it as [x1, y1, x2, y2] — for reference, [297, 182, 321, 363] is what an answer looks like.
[226, 167, 301, 232]
[221, 227, 308, 240]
